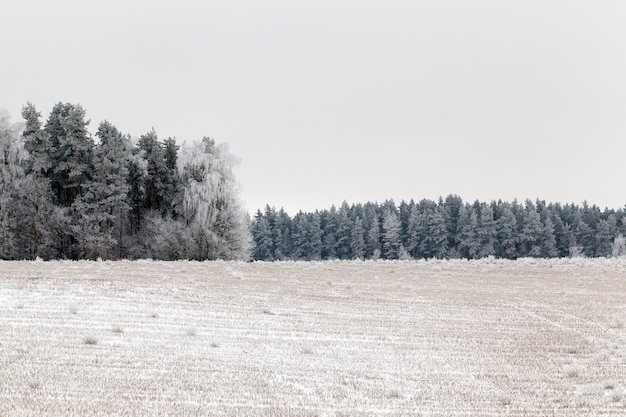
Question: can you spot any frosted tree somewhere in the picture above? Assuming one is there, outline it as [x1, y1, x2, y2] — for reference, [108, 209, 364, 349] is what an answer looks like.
[457, 205, 480, 259]
[443, 194, 464, 253]
[127, 146, 148, 234]
[178, 137, 251, 260]
[520, 201, 543, 257]
[138, 130, 170, 216]
[420, 207, 448, 259]
[321, 206, 338, 259]
[382, 209, 402, 259]
[291, 211, 309, 260]
[476, 204, 496, 258]
[272, 208, 292, 260]
[594, 219, 613, 257]
[309, 212, 323, 260]
[350, 216, 365, 259]
[405, 205, 422, 258]
[540, 208, 558, 258]
[45, 103, 94, 207]
[0, 110, 26, 258]
[364, 205, 381, 259]
[162, 137, 181, 217]
[336, 202, 353, 259]
[495, 204, 517, 259]
[74, 121, 132, 259]
[252, 210, 274, 260]
[20, 104, 55, 258]
[612, 234, 626, 257]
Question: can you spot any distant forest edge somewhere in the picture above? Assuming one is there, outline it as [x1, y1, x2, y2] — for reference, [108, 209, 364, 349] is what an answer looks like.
[0, 103, 250, 260]
[251, 198, 626, 261]
[2, 103, 625, 262]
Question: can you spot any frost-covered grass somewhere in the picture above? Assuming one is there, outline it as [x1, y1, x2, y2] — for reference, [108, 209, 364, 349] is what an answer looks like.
[1, 258, 626, 416]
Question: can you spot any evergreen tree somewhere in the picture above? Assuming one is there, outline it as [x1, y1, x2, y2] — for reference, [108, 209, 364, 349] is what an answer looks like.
[496, 203, 518, 259]
[540, 208, 558, 258]
[382, 210, 402, 259]
[45, 103, 94, 207]
[75, 121, 132, 259]
[476, 203, 496, 258]
[406, 205, 422, 258]
[443, 194, 463, 256]
[350, 216, 365, 259]
[309, 212, 323, 260]
[138, 129, 170, 216]
[127, 145, 148, 234]
[335, 202, 353, 259]
[162, 137, 182, 218]
[273, 208, 292, 260]
[251, 210, 274, 260]
[457, 205, 480, 259]
[420, 207, 448, 259]
[520, 201, 543, 257]
[364, 204, 381, 258]
[571, 211, 592, 256]
[550, 205, 573, 257]
[321, 206, 338, 259]
[20, 104, 55, 258]
[595, 219, 614, 257]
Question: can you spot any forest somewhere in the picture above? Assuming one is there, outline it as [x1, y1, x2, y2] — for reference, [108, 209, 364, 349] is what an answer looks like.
[0, 103, 250, 261]
[251, 198, 626, 261]
[2, 102, 625, 262]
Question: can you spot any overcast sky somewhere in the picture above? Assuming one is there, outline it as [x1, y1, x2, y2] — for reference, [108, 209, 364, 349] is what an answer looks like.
[1, 0, 625, 214]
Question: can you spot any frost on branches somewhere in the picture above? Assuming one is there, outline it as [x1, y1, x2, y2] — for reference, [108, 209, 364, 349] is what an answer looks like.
[0, 103, 251, 261]
[178, 137, 251, 261]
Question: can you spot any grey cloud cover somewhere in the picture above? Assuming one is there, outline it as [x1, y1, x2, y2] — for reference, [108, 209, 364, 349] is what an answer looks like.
[1, 0, 625, 214]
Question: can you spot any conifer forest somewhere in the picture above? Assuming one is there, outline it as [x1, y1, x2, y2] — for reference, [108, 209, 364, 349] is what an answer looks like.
[1, 102, 624, 261]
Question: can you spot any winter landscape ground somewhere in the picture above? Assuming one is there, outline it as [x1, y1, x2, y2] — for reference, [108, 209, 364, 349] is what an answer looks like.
[1, 258, 625, 416]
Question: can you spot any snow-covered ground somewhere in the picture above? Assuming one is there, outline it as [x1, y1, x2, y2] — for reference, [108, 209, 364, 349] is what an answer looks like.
[1, 258, 625, 416]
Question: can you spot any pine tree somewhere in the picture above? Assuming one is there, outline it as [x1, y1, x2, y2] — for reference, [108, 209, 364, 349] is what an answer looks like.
[443, 194, 463, 255]
[251, 210, 274, 260]
[406, 205, 422, 258]
[273, 208, 292, 260]
[321, 206, 338, 259]
[382, 210, 402, 259]
[45, 103, 94, 207]
[496, 203, 518, 259]
[335, 202, 353, 259]
[457, 205, 480, 259]
[20, 104, 55, 258]
[138, 129, 170, 216]
[364, 204, 381, 258]
[75, 121, 132, 259]
[540, 208, 558, 258]
[520, 201, 543, 257]
[595, 219, 613, 257]
[163, 137, 182, 218]
[420, 207, 448, 259]
[350, 216, 365, 259]
[476, 204, 496, 258]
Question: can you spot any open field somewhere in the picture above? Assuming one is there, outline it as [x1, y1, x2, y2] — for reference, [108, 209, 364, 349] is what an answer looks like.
[1, 258, 626, 416]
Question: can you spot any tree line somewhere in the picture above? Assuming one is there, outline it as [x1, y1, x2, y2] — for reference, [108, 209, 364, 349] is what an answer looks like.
[3, 102, 625, 262]
[0, 103, 250, 260]
[251, 197, 626, 261]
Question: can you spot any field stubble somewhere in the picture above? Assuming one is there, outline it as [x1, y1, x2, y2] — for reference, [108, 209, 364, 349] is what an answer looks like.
[1, 258, 625, 416]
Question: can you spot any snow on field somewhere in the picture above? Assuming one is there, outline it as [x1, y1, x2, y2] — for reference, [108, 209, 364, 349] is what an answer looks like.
[1, 258, 626, 416]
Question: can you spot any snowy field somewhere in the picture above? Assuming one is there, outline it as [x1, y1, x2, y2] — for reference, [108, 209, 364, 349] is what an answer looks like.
[1, 259, 626, 416]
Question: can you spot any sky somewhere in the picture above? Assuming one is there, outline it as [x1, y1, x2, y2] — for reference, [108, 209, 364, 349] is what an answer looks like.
[1, 0, 625, 215]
